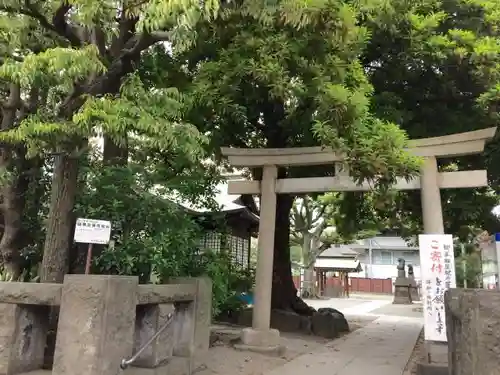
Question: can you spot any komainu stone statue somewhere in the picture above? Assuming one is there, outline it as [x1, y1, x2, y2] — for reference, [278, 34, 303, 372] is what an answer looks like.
[408, 264, 414, 278]
[407, 264, 420, 301]
[397, 258, 406, 278]
[393, 258, 412, 304]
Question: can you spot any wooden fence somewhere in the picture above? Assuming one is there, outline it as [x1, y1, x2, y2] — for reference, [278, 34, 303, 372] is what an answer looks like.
[293, 275, 393, 295]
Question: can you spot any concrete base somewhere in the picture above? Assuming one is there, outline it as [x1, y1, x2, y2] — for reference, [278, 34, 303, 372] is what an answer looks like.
[234, 328, 284, 355]
[393, 277, 412, 304]
[417, 363, 449, 375]
[410, 286, 420, 301]
[409, 279, 420, 301]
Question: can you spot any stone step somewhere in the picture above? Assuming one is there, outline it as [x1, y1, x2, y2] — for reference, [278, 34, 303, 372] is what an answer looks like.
[426, 342, 448, 365]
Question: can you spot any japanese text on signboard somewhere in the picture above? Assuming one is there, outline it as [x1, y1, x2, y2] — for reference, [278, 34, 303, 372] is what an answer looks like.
[74, 218, 112, 245]
[419, 234, 456, 342]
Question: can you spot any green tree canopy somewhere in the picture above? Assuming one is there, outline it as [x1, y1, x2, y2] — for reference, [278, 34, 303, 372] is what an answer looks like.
[356, 0, 500, 238]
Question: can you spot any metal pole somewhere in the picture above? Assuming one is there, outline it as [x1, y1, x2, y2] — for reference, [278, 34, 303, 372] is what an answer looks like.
[461, 243, 468, 288]
[120, 312, 175, 370]
[368, 239, 373, 279]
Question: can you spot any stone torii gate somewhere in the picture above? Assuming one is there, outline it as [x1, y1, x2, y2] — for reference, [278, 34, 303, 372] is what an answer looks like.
[221, 127, 496, 352]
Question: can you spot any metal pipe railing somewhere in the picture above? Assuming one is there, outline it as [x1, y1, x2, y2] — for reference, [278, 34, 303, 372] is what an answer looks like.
[120, 311, 175, 370]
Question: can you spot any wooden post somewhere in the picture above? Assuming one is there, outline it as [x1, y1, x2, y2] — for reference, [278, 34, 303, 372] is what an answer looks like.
[84, 243, 93, 274]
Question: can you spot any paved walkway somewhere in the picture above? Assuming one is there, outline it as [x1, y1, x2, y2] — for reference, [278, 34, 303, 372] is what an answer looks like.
[264, 315, 423, 375]
[305, 295, 394, 315]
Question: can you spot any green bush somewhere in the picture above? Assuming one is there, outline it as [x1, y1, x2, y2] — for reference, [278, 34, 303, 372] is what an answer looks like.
[177, 249, 255, 316]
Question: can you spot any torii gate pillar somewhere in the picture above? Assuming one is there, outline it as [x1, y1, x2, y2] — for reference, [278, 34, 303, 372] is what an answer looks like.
[238, 165, 282, 351]
[421, 156, 445, 234]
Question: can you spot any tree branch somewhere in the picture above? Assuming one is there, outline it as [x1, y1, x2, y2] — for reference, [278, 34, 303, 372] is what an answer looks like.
[0, 1, 82, 47]
[1, 83, 22, 130]
[52, 2, 82, 46]
[290, 231, 302, 243]
[121, 29, 173, 58]
[291, 202, 306, 231]
[313, 219, 328, 238]
[92, 26, 107, 57]
[311, 203, 327, 225]
[303, 196, 312, 227]
[23, 0, 59, 33]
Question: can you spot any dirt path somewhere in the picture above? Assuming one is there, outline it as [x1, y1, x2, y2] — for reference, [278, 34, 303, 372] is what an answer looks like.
[187, 316, 376, 375]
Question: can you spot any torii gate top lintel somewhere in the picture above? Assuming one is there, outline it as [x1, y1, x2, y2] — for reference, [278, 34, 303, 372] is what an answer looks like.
[220, 127, 497, 167]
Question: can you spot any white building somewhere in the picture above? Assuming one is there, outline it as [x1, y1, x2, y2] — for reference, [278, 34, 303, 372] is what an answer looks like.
[348, 236, 421, 281]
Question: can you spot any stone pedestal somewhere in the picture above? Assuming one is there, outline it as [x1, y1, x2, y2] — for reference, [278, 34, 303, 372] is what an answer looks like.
[445, 288, 500, 375]
[52, 275, 138, 375]
[393, 277, 412, 304]
[234, 328, 283, 355]
[409, 279, 420, 301]
[171, 277, 212, 355]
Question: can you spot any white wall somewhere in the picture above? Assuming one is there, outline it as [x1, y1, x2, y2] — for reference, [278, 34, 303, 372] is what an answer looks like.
[356, 264, 422, 280]
[355, 249, 422, 282]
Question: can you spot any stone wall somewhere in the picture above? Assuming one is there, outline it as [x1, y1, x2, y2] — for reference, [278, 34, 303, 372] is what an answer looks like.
[445, 288, 500, 375]
[0, 275, 212, 375]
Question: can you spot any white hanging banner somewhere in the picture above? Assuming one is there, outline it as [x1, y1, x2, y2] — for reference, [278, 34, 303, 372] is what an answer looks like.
[418, 234, 456, 342]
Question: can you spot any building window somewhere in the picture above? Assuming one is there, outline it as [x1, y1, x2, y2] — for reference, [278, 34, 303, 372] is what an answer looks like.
[200, 232, 250, 269]
[201, 232, 222, 251]
[228, 235, 249, 268]
[373, 250, 393, 265]
[396, 251, 418, 265]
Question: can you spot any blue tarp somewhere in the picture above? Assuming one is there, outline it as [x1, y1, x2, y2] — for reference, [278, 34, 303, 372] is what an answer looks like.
[238, 293, 254, 305]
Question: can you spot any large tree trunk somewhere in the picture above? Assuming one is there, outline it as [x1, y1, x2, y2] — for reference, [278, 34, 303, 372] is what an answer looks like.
[271, 194, 315, 315]
[103, 135, 128, 165]
[0, 83, 41, 278]
[40, 155, 80, 283]
[0, 180, 25, 279]
[300, 232, 315, 298]
[0, 155, 43, 279]
[302, 266, 316, 298]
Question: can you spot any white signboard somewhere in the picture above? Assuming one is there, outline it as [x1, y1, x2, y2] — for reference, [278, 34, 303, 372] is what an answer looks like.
[419, 234, 456, 342]
[74, 218, 112, 245]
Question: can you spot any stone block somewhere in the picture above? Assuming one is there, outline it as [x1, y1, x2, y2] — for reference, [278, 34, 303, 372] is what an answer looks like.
[0, 303, 48, 375]
[52, 275, 138, 375]
[445, 288, 500, 375]
[136, 284, 196, 305]
[409, 280, 420, 302]
[133, 303, 175, 368]
[270, 310, 311, 334]
[410, 286, 420, 302]
[170, 277, 212, 355]
[311, 308, 349, 339]
[0, 282, 62, 305]
[417, 363, 449, 375]
[393, 277, 412, 304]
[317, 308, 349, 333]
[172, 302, 196, 358]
[426, 342, 448, 364]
